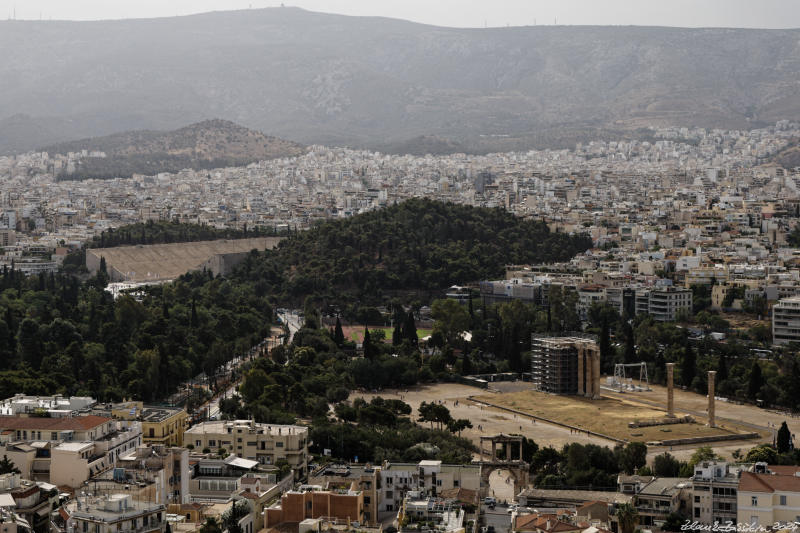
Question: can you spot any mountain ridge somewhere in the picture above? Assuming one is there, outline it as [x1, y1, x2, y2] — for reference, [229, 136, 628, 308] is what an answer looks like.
[1, 8, 799, 154]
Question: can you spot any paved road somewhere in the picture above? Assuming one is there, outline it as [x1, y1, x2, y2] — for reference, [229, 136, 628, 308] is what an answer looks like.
[482, 504, 512, 533]
[277, 309, 303, 344]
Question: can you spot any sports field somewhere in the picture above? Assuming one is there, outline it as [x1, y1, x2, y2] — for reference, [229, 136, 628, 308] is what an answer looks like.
[343, 326, 433, 343]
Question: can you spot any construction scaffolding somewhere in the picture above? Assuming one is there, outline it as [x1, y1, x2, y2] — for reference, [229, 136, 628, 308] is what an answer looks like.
[531, 336, 600, 397]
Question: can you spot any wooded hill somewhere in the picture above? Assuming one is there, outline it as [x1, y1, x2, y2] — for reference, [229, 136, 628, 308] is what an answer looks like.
[233, 199, 593, 305]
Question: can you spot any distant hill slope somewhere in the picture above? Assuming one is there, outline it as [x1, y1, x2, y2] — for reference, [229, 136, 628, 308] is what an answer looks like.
[45, 119, 305, 179]
[773, 139, 800, 170]
[1, 8, 799, 154]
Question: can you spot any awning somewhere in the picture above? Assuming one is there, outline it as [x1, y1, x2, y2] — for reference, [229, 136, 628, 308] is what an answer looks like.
[224, 456, 258, 470]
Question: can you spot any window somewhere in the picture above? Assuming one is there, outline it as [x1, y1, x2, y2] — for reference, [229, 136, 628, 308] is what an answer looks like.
[196, 440, 201, 447]
[437, 480, 442, 486]
[694, 508, 700, 518]
[51, 432, 57, 440]
[750, 517, 759, 525]
[386, 477, 392, 484]
[695, 496, 700, 503]
[364, 497, 370, 504]
[386, 491, 393, 499]
[276, 442, 284, 448]
[781, 495, 787, 506]
[454, 480, 459, 487]
[751, 496, 758, 506]
[209, 440, 216, 447]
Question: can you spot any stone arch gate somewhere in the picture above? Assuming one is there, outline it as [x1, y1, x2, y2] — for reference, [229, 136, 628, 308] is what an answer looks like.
[478, 434, 530, 500]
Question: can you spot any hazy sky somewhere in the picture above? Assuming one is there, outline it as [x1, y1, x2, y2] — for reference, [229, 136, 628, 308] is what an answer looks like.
[1, 0, 799, 28]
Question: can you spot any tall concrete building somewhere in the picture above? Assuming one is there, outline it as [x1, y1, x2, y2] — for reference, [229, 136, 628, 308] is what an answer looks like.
[692, 461, 739, 526]
[772, 296, 800, 345]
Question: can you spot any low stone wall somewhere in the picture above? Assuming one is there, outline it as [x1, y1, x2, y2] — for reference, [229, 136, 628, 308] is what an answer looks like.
[657, 432, 761, 446]
[628, 415, 694, 428]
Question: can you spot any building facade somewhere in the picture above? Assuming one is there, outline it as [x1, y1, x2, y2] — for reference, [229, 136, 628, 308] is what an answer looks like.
[185, 420, 309, 477]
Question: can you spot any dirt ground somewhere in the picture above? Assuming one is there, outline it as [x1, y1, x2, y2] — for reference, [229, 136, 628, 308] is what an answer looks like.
[350, 379, 789, 466]
[475, 389, 752, 442]
[351, 383, 612, 456]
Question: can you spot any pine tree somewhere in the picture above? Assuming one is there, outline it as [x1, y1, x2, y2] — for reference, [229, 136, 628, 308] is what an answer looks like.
[0, 455, 19, 474]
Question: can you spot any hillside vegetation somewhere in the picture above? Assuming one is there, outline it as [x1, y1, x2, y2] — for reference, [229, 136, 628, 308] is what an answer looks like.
[234, 198, 593, 305]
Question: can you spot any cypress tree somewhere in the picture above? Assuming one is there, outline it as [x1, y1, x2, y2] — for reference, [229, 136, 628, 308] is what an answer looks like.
[392, 311, 403, 346]
[748, 359, 763, 401]
[334, 317, 345, 346]
[681, 344, 696, 388]
[191, 299, 198, 328]
[777, 421, 792, 453]
[599, 319, 612, 365]
[402, 312, 417, 346]
[362, 328, 374, 360]
[623, 321, 636, 364]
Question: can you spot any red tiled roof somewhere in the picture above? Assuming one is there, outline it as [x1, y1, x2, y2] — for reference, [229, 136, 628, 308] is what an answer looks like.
[550, 522, 582, 533]
[765, 465, 800, 476]
[739, 471, 800, 493]
[0, 415, 111, 432]
[577, 501, 606, 511]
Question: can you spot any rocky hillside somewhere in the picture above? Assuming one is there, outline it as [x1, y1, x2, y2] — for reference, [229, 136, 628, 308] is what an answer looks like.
[1, 8, 799, 154]
[45, 119, 305, 180]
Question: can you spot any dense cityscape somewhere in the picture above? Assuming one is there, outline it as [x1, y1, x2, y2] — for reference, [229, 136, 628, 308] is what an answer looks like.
[1, 5, 800, 533]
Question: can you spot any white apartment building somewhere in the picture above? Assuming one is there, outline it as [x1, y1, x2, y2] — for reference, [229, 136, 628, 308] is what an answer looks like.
[185, 420, 309, 476]
[772, 296, 800, 345]
[379, 461, 480, 513]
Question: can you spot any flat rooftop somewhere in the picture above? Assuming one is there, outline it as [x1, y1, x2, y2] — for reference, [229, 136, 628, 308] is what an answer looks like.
[141, 407, 184, 422]
[185, 420, 307, 437]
